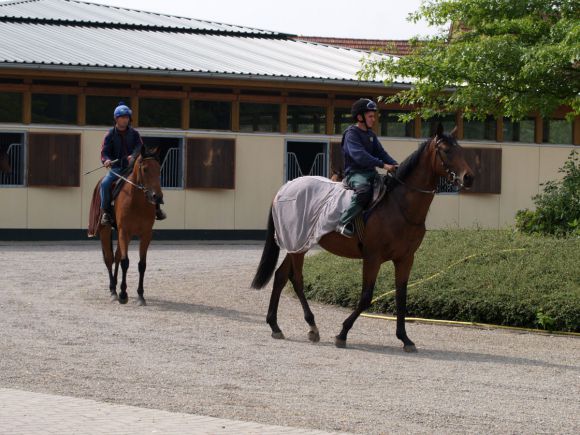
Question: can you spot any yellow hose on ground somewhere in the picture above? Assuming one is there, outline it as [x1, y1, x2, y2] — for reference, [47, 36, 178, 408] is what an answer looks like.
[362, 248, 580, 337]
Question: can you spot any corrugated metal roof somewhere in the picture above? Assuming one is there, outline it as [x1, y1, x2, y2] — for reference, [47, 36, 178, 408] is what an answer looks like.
[0, 0, 280, 35]
[0, 0, 413, 85]
[0, 22, 408, 83]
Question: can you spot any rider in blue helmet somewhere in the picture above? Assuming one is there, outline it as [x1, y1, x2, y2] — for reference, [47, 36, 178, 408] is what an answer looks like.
[336, 98, 398, 238]
[99, 102, 167, 225]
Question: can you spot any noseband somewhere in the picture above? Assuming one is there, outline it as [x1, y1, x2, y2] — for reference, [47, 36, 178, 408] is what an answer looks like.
[435, 138, 463, 189]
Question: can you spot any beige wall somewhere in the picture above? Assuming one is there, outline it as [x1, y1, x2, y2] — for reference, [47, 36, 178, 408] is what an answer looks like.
[0, 126, 576, 232]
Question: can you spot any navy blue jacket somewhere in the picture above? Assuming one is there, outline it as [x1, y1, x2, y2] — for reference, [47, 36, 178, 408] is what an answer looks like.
[342, 125, 397, 174]
[100, 126, 143, 169]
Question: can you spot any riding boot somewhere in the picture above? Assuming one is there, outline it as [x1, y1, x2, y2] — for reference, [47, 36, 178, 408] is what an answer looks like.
[155, 203, 167, 220]
[100, 208, 113, 226]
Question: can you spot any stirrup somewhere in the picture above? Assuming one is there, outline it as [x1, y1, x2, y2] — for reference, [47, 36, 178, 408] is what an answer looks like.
[336, 223, 354, 238]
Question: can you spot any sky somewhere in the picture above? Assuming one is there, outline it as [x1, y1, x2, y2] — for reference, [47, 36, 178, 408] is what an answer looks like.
[83, 0, 445, 39]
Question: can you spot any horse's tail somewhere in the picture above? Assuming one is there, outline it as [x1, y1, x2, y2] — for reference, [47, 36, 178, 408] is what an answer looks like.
[251, 206, 280, 289]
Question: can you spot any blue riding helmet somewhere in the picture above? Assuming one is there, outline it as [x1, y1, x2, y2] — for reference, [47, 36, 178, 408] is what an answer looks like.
[113, 103, 132, 119]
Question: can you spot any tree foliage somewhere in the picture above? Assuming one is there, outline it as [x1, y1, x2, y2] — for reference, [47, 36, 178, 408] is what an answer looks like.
[359, 0, 580, 122]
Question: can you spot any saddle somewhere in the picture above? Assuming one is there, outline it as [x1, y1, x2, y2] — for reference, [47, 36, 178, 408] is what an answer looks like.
[87, 166, 132, 237]
[342, 173, 394, 242]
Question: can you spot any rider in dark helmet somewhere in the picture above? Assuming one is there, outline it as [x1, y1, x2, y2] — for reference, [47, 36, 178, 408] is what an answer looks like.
[99, 102, 166, 225]
[336, 98, 398, 238]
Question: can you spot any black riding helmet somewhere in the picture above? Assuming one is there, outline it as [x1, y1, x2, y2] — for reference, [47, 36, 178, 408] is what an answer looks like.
[351, 98, 378, 122]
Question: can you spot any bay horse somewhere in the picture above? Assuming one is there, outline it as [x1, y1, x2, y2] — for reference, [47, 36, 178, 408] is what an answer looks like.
[251, 125, 474, 352]
[90, 146, 163, 305]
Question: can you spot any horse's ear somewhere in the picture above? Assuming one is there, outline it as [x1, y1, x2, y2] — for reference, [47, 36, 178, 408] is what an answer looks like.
[140, 145, 146, 157]
[450, 126, 458, 139]
[435, 123, 444, 138]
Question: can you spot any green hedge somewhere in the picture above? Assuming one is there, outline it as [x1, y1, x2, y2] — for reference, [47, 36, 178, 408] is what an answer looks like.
[301, 230, 580, 332]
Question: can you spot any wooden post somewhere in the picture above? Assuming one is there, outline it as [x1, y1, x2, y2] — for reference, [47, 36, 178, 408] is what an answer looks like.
[496, 117, 504, 143]
[414, 115, 422, 138]
[231, 90, 240, 132]
[280, 93, 288, 134]
[77, 93, 86, 126]
[573, 116, 580, 146]
[181, 95, 190, 131]
[535, 114, 543, 144]
[326, 95, 335, 135]
[22, 91, 31, 124]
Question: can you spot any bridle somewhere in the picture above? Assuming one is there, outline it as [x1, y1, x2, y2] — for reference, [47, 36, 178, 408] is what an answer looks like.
[390, 136, 463, 194]
[110, 156, 159, 196]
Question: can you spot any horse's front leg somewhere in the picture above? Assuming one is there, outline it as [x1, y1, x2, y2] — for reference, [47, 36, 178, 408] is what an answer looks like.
[335, 256, 381, 348]
[117, 229, 131, 305]
[100, 226, 117, 301]
[394, 256, 417, 352]
[136, 233, 152, 306]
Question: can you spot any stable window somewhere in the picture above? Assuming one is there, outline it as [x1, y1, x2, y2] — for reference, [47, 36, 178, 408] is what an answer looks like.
[186, 138, 235, 189]
[334, 108, 351, 134]
[0, 93, 23, 123]
[286, 140, 328, 181]
[27, 133, 80, 186]
[502, 117, 535, 143]
[287, 106, 326, 134]
[31, 94, 77, 124]
[542, 118, 573, 145]
[0, 132, 25, 187]
[190, 100, 231, 130]
[139, 98, 181, 128]
[379, 110, 414, 137]
[463, 115, 496, 141]
[463, 148, 502, 194]
[239, 103, 279, 132]
[86, 96, 131, 126]
[142, 136, 183, 189]
[421, 114, 456, 138]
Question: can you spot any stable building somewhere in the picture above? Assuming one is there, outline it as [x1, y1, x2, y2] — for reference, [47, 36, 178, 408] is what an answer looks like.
[0, 0, 578, 240]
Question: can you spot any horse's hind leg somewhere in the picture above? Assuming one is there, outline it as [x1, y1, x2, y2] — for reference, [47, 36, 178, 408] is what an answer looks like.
[289, 253, 319, 342]
[266, 254, 291, 339]
[136, 233, 152, 307]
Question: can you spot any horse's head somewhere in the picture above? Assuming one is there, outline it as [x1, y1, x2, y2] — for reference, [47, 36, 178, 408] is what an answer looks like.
[0, 148, 11, 174]
[136, 146, 163, 206]
[430, 124, 474, 190]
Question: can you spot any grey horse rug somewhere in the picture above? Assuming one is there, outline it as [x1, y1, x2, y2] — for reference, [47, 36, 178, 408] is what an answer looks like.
[272, 176, 354, 253]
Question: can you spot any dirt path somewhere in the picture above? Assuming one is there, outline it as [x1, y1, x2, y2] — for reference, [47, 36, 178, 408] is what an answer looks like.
[0, 241, 578, 434]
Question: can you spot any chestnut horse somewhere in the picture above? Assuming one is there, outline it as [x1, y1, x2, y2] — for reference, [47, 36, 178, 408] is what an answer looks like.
[93, 146, 163, 305]
[251, 125, 474, 352]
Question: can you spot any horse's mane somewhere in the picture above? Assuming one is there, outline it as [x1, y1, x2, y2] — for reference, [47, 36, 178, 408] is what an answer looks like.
[396, 139, 430, 181]
[395, 133, 457, 181]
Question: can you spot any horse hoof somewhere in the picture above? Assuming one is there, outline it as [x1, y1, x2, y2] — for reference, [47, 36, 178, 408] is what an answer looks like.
[137, 298, 147, 307]
[110, 294, 118, 302]
[334, 336, 347, 348]
[118, 296, 128, 305]
[308, 329, 320, 343]
[403, 344, 417, 353]
[271, 332, 285, 340]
